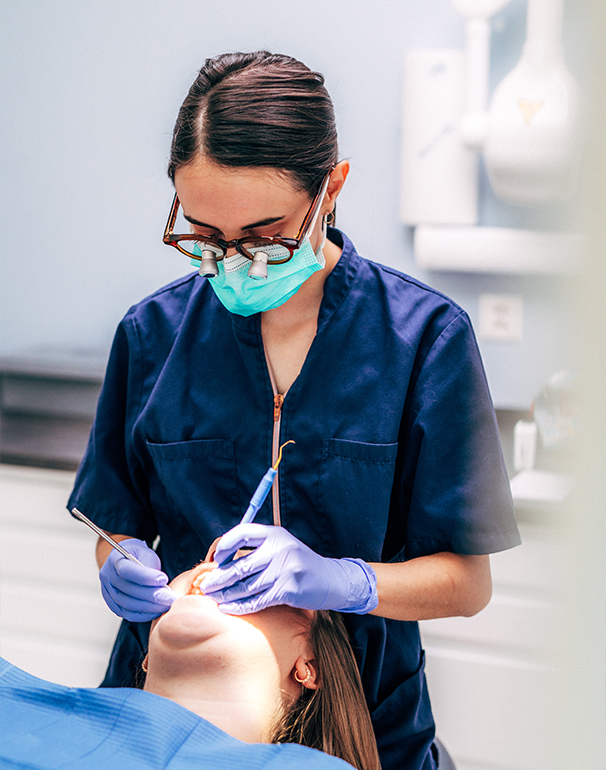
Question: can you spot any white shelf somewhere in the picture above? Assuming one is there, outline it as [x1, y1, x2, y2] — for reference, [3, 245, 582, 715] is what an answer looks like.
[510, 468, 575, 506]
[415, 225, 583, 274]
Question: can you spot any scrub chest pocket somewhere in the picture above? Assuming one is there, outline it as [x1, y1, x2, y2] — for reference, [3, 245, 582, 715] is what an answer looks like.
[146, 438, 244, 555]
[146, 437, 398, 566]
[317, 438, 399, 561]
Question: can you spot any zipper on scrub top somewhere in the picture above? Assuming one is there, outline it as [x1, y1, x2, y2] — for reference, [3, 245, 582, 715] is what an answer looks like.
[271, 392, 284, 526]
[264, 343, 285, 527]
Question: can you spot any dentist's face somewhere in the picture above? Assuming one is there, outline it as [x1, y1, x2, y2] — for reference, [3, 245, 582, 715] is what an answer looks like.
[174, 156, 325, 256]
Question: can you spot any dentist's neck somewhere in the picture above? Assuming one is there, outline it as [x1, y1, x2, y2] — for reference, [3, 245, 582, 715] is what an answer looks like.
[262, 232, 341, 328]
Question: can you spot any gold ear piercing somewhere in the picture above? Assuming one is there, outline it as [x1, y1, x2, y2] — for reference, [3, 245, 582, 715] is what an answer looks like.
[294, 665, 312, 685]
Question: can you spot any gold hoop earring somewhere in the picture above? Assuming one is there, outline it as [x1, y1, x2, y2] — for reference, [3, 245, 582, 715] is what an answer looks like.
[141, 655, 148, 673]
[323, 210, 335, 225]
[294, 666, 312, 685]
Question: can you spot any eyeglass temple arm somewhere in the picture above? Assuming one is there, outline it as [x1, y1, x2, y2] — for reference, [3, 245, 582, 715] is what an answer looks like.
[294, 170, 334, 240]
[163, 193, 180, 241]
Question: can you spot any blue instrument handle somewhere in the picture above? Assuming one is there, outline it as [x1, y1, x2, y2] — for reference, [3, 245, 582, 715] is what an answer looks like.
[240, 466, 277, 524]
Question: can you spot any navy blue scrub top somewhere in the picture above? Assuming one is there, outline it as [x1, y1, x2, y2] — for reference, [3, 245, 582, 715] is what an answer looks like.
[68, 228, 520, 770]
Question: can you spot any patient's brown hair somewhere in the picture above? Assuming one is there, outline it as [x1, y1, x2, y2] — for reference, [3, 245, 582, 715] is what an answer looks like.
[272, 610, 381, 770]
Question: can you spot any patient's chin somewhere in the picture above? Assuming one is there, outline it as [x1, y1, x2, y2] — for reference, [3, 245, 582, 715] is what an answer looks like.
[154, 594, 228, 649]
[152, 554, 261, 654]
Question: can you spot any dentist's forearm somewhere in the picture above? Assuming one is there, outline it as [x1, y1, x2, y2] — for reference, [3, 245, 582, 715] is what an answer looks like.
[369, 553, 492, 621]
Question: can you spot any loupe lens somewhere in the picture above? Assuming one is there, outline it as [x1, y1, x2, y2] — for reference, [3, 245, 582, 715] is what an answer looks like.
[247, 251, 268, 280]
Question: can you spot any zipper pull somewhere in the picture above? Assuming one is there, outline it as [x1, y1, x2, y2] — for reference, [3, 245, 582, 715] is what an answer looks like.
[273, 393, 284, 421]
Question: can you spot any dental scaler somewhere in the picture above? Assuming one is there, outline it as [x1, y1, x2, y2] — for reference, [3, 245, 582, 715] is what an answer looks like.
[240, 440, 295, 524]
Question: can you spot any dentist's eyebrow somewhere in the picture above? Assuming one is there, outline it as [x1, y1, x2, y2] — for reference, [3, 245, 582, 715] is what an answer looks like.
[183, 213, 286, 230]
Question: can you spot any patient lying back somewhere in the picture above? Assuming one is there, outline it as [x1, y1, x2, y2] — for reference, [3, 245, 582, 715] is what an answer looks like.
[145, 560, 321, 743]
[0, 560, 380, 770]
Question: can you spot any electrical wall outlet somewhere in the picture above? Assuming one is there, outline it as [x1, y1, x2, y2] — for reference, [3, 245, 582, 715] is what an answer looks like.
[478, 294, 523, 342]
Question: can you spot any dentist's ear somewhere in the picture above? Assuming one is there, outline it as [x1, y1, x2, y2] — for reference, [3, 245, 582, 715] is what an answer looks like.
[292, 657, 319, 690]
[323, 160, 350, 213]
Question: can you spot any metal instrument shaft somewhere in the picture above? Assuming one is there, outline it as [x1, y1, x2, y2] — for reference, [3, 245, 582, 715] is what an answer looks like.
[71, 507, 144, 566]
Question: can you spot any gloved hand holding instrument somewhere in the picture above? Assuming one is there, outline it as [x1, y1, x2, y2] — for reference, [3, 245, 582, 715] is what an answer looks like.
[200, 439, 378, 615]
[71, 441, 295, 622]
[75, 438, 377, 620]
[72, 508, 178, 622]
[201, 523, 378, 615]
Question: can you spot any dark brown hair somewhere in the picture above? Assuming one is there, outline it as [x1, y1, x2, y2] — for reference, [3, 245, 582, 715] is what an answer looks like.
[272, 610, 381, 770]
[168, 51, 339, 197]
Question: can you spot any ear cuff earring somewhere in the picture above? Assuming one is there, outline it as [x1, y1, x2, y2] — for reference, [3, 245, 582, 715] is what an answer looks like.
[294, 666, 312, 685]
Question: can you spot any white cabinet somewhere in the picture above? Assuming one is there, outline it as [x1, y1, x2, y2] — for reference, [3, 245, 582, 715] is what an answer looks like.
[0, 464, 121, 687]
[420, 519, 567, 770]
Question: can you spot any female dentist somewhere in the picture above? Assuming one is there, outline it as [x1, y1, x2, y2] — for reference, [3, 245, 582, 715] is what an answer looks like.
[69, 51, 520, 770]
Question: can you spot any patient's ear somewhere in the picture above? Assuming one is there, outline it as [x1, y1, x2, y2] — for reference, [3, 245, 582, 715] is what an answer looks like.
[205, 538, 221, 562]
[293, 657, 319, 690]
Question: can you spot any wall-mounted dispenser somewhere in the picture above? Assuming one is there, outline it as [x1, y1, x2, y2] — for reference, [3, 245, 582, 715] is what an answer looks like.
[400, 0, 584, 273]
[483, 0, 581, 204]
[400, 49, 478, 226]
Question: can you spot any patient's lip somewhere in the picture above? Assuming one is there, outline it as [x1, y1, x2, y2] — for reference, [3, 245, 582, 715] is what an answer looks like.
[186, 562, 216, 595]
[184, 547, 249, 595]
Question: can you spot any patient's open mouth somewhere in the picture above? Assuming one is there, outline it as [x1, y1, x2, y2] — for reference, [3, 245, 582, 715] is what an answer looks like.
[184, 548, 251, 595]
[186, 562, 216, 596]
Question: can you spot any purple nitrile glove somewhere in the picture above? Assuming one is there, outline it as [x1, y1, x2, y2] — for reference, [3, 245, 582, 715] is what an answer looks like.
[99, 538, 178, 622]
[200, 524, 378, 616]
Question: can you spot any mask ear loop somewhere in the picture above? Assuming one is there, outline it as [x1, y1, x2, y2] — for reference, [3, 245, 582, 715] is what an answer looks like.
[320, 210, 335, 251]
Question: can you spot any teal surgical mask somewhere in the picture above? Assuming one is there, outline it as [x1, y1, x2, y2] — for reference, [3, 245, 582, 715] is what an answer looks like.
[194, 227, 327, 317]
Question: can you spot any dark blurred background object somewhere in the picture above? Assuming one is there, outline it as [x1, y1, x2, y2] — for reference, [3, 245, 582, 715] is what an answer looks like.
[0, 348, 108, 471]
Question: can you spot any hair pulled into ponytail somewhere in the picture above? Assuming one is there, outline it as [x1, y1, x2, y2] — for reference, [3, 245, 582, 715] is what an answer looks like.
[168, 51, 339, 197]
[272, 610, 381, 770]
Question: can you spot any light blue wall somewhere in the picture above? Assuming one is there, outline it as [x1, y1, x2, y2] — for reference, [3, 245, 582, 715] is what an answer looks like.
[0, 0, 585, 408]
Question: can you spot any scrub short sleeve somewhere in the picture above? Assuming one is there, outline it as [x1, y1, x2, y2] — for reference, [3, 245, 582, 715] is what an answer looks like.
[67, 314, 157, 542]
[399, 311, 520, 559]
